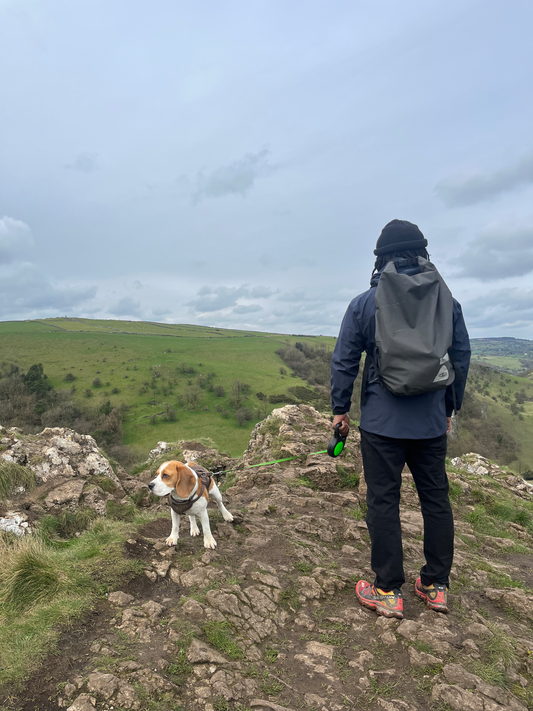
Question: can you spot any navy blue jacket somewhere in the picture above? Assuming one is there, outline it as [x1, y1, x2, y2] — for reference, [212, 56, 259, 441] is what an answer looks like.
[331, 264, 471, 439]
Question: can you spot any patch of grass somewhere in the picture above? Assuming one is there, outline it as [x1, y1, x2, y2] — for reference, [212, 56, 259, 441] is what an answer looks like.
[106, 498, 138, 522]
[202, 621, 243, 660]
[166, 649, 193, 687]
[213, 698, 231, 711]
[318, 631, 347, 646]
[261, 678, 283, 695]
[280, 583, 301, 612]
[346, 506, 366, 521]
[264, 646, 278, 663]
[219, 471, 237, 493]
[287, 475, 318, 490]
[0, 515, 142, 690]
[470, 660, 509, 688]
[336, 464, 360, 488]
[92, 476, 119, 494]
[295, 561, 313, 574]
[448, 479, 463, 500]
[0, 461, 36, 500]
[38, 509, 97, 540]
[259, 416, 282, 436]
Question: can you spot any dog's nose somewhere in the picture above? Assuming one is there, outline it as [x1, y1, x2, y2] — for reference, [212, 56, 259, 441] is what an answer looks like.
[148, 482, 154, 490]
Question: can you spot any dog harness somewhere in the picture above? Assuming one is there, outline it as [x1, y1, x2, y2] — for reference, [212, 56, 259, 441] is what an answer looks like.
[168, 464, 212, 515]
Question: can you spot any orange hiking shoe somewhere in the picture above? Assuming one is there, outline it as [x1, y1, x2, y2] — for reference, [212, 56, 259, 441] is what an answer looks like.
[415, 577, 449, 613]
[355, 580, 404, 619]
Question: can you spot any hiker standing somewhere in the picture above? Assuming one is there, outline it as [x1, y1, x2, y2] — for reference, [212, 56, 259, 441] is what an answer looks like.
[330, 220, 470, 619]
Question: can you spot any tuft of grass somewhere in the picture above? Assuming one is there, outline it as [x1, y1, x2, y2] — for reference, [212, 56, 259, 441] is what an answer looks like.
[106, 498, 138, 522]
[264, 646, 278, 663]
[261, 678, 283, 695]
[295, 561, 313, 574]
[0, 537, 88, 611]
[202, 621, 243, 660]
[0, 461, 36, 500]
[38, 509, 97, 540]
[280, 583, 301, 612]
[336, 464, 360, 488]
[259, 416, 282, 436]
[448, 479, 463, 501]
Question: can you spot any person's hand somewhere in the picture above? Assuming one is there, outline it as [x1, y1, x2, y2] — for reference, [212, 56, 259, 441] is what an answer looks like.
[446, 417, 452, 435]
[333, 414, 350, 436]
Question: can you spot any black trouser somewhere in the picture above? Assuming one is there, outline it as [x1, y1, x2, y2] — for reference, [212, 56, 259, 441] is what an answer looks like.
[359, 428, 454, 591]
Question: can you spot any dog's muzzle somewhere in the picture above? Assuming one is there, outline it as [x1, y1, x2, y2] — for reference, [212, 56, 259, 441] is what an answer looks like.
[148, 482, 155, 491]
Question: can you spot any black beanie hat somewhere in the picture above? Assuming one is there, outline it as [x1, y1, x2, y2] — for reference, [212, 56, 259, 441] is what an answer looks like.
[374, 219, 428, 256]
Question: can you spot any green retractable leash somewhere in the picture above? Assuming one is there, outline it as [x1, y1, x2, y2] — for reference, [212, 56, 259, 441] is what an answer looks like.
[327, 423, 347, 458]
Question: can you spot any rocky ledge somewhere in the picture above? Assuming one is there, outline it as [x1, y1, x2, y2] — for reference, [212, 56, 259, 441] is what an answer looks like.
[3, 405, 533, 711]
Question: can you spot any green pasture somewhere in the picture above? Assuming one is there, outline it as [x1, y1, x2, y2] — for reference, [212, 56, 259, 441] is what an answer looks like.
[0, 319, 335, 459]
[471, 354, 526, 373]
[470, 368, 533, 471]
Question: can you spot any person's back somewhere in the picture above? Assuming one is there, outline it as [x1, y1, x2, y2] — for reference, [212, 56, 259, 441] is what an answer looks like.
[330, 219, 471, 619]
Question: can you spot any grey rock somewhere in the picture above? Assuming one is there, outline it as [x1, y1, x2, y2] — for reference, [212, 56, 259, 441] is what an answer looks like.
[86, 672, 118, 699]
[66, 694, 97, 711]
[108, 591, 134, 606]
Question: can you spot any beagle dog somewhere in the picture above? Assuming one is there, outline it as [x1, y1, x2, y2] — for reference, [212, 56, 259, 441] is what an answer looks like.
[148, 460, 233, 549]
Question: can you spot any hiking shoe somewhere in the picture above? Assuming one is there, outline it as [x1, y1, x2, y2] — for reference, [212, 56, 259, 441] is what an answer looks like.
[415, 577, 449, 613]
[355, 580, 404, 619]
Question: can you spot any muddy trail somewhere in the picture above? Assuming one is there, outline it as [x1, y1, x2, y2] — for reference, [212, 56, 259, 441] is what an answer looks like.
[2, 405, 533, 711]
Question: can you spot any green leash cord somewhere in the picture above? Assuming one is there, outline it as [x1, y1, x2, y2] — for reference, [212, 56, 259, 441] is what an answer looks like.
[213, 426, 347, 478]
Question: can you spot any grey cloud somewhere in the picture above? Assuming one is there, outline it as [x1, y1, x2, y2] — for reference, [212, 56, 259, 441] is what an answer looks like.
[193, 149, 271, 203]
[0, 216, 34, 263]
[453, 222, 533, 281]
[250, 286, 275, 298]
[435, 153, 533, 207]
[65, 152, 99, 172]
[464, 288, 533, 329]
[233, 304, 263, 314]
[187, 284, 274, 313]
[0, 263, 96, 317]
[108, 296, 143, 318]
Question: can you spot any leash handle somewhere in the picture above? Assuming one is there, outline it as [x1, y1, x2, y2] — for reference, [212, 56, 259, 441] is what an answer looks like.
[327, 422, 347, 458]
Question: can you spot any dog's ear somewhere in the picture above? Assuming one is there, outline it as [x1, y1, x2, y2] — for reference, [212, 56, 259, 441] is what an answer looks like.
[174, 462, 195, 498]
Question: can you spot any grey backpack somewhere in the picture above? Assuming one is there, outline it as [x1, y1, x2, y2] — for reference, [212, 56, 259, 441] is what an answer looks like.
[371, 256, 455, 397]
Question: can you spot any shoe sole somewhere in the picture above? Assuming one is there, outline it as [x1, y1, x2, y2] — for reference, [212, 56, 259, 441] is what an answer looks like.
[415, 586, 449, 613]
[356, 595, 404, 619]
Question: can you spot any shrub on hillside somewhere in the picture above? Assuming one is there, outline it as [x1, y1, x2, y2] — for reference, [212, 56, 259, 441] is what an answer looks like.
[64, 373, 76, 382]
[214, 385, 226, 398]
[236, 407, 254, 427]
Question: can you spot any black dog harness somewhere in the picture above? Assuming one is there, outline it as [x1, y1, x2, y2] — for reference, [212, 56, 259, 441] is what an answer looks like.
[168, 464, 212, 515]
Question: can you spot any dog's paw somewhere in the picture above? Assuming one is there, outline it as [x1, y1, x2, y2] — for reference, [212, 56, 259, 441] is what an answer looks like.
[223, 511, 234, 522]
[190, 523, 200, 537]
[203, 535, 217, 550]
[166, 536, 178, 547]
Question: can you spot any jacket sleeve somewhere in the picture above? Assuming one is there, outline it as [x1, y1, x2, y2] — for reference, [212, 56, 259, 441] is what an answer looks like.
[445, 300, 471, 416]
[331, 300, 365, 415]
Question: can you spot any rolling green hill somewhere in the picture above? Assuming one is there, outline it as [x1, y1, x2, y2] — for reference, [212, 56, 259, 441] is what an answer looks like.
[471, 337, 533, 375]
[1, 319, 532, 473]
[0, 318, 335, 460]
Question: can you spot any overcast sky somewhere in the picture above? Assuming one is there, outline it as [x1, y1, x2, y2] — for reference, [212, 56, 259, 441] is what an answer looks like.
[1, 0, 533, 338]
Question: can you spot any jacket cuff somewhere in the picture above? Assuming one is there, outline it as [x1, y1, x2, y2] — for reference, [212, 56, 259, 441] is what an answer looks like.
[332, 408, 349, 416]
[446, 408, 454, 417]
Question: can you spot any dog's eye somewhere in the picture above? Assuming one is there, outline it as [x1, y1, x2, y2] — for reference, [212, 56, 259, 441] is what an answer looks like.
[162, 473, 168, 479]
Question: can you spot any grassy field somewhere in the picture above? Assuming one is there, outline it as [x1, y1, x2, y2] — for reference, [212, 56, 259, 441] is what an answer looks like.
[467, 367, 533, 472]
[0, 319, 335, 459]
[471, 354, 527, 373]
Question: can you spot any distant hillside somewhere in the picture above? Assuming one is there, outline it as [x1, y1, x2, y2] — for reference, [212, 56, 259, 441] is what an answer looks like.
[471, 337, 533, 375]
[1, 318, 532, 474]
[0, 318, 334, 463]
